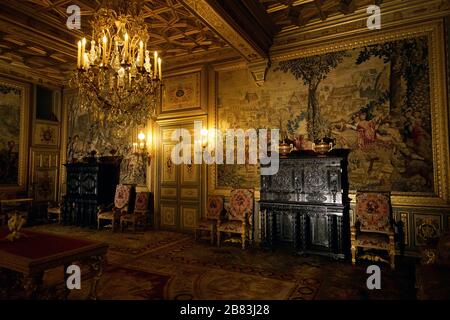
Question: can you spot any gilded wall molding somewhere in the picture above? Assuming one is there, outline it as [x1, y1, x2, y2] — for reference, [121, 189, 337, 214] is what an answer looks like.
[158, 66, 208, 120]
[248, 59, 271, 87]
[0, 63, 63, 88]
[180, 0, 265, 62]
[59, 88, 76, 199]
[271, 0, 450, 55]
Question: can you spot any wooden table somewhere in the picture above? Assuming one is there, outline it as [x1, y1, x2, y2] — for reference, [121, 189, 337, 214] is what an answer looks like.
[0, 227, 108, 299]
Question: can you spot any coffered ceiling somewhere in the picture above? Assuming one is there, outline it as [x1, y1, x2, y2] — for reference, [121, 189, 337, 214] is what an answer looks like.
[0, 0, 233, 85]
[0, 0, 449, 86]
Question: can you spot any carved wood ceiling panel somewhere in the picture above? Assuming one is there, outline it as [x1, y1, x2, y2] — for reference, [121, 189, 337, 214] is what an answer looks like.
[259, 0, 382, 33]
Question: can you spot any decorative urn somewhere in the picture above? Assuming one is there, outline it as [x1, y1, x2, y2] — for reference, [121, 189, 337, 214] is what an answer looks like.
[279, 141, 292, 157]
[312, 137, 334, 155]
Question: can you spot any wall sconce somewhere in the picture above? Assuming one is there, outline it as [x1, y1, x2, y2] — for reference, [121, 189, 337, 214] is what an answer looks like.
[133, 130, 152, 164]
[201, 128, 208, 149]
[138, 131, 146, 150]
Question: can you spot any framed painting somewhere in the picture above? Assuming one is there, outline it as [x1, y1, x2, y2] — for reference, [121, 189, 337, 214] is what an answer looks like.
[0, 77, 30, 191]
[33, 121, 59, 147]
[209, 21, 450, 207]
[159, 67, 207, 118]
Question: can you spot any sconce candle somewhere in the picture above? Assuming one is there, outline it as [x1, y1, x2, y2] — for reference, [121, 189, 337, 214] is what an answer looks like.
[201, 128, 208, 148]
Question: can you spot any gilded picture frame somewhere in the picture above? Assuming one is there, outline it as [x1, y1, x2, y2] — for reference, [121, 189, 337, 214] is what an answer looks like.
[33, 121, 59, 147]
[159, 67, 207, 119]
[0, 77, 30, 191]
[208, 20, 450, 208]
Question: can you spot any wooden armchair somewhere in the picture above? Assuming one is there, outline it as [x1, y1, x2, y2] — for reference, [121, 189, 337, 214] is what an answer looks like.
[351, 191, 396, 269]
[195, 195, 224, 244]
[120, 192, 150, 232]
[47, 201, 63, 224]
[97, 184, 132, 231]
[217, 189, 254, 250]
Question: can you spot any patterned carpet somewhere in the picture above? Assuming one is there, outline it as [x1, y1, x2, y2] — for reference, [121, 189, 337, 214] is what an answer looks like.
[28, 224, 416, 300]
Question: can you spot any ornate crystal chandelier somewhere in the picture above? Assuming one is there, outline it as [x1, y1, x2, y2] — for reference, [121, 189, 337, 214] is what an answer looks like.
[71, 0, 162, 130]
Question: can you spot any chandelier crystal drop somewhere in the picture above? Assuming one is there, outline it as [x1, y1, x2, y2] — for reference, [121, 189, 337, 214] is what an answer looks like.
[70, 0, 162, 129]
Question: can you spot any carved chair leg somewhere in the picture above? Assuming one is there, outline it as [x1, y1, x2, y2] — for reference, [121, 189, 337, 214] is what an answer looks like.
[210, 227, 214, 245]
[390, 247, 395, 270]
[97, 218, 100, 230]
[242, 230, 246, 250]
[88, 255, 105, 300]
[217, 231, 221, 247]
[351, 246, 356, 265]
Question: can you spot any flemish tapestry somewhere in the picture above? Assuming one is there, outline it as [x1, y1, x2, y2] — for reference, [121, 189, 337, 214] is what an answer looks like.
[217, 36, 433, 193]
[67, 94, 130, 160]
[0, 84, 21, 185]
[66, 94, 147, 185]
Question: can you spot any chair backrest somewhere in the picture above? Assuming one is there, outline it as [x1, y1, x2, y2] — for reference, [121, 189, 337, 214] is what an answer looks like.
[114, 185, 132, 209]
[206, 196, 223, 220]
[134, 192, 150, 213]
[356, 191, 392, 233]
[228, 189, 254, 221]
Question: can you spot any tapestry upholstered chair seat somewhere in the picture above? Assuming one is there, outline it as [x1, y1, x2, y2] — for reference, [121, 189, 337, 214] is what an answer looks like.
[195, 195, 224, 245]
[97, 184, 133, 231]
[120, 192, 151, 232]
[217, 189, 254, 250]
[351, 191, 396, 269]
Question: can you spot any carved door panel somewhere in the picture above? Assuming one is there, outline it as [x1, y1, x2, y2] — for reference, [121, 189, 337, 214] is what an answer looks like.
[160, 141, 178, 230]
[158, 124, 202, 232]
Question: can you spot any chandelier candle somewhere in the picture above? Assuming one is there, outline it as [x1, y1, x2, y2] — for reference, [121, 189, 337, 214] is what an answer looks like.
[102, 35, 107, 65]
[77, 40, 81, 69]
[81, 37, 86, 67]
[158, 57, 162, 80]
[139, 41, 144, 67]
[154, 51, 158, 76]
[123, 33, 128, 63]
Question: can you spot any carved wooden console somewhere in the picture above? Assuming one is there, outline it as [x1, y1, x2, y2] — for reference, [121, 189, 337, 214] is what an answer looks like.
[259, 150, 350, 259]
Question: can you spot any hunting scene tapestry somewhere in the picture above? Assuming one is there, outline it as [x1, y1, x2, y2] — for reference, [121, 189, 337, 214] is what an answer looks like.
[217, 35, 432, 193]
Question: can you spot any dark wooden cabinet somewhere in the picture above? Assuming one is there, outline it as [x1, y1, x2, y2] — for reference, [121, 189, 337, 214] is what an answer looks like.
[63, 159, 121, 227]
[259, 150, 350, 259]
